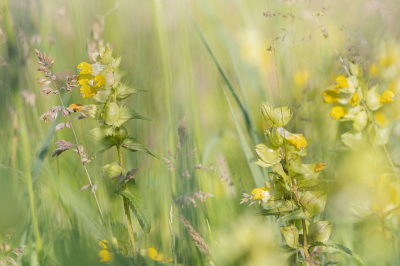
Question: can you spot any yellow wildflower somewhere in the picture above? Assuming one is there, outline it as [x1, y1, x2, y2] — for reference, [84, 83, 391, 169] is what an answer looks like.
[77, 62, 92, 75]
[335, 76, 348, 89]
[98, 240, 110, 250]
[98, 250, 114, 262]
[380, 90, 394, 103]
[380, 56, 397, 67]
[148, 247, 158, 260]
[314, 163, 327, 172]
[369, 63, 378, 76]
[374, 111, 387, 127]
[69, 103, 83, 112]
[321, 90, 339, 103]
[252, 187, 270, 202]
[349, 93, 359, 106]
[330, 106, 345, 120]
[93, 74, 106, 87]
[80, 85, 97, 98]
[294, 70, 310, 87]
[286, 134, 307, 150]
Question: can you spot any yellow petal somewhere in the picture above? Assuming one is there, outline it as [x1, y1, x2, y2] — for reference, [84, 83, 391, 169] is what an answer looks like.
[77, 62, 92, 75]
[314, 163, 326, 172]
[349, 93, 359, 106]
[321, 90, 339, 103]
[80, 85, 97, 98]
[286, 134, 307, 150]
[148, 247, 158, 260]
[98, 250, 114, 262]
[68, 103, 83, 112]
[380, 90, 394, 103]
[330, 106, 345, 120]
[93, 74, 106, 87]
[335, 76, 348, 89]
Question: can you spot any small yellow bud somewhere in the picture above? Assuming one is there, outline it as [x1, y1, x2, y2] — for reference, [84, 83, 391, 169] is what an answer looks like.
[330, 106, 345, 120]
[286, 134, 307, 150]
[380, 90, 394, 103]
[77, 62, 92, 75]
[314, 163, 326, 172]
[93, 74, 106, 87]
[80, 85, 97, 98]
[68, 103, 83, 112]
[335, 76, 348, 89]
[349, 93, 359, 106]
[321, 90, 339, 103]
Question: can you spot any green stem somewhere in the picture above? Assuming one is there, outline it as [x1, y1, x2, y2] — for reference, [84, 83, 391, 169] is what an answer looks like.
[117, 145, 137, 259]
[302, 218, 312, 265]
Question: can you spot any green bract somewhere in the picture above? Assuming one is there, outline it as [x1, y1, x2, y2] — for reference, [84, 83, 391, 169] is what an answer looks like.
[261, 102, 292, 127]
[254, 140, 281, 168]
[280, 224, 299, 248]
[309, 221, 333, 243]
[300, 190, 327, 216]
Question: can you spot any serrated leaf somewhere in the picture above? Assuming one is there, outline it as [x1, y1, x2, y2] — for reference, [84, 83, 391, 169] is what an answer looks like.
[276, 209, 312, 222]
[313, 242, 364, 264]
[117, 179, 151, 233]
[116, 83, 145, 100]
[99, 135, 119, 153]
[258, 200, 298, 216]
[113, 69, 128, 88]
[114, 105, 152, 127]
[121, 137, 160, 159]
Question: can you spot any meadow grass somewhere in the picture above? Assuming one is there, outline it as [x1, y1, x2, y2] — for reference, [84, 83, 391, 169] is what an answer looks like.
[1, 0, 400, 265]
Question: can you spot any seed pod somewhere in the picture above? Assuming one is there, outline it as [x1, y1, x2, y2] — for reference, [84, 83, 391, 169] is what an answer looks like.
[102, 103, 119, 125]
[114, 126, 128, 139]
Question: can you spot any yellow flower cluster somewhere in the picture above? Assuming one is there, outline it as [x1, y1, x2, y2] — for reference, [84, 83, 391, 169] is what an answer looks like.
[98, 240, 114, 262]
[322, 67, 395, 148]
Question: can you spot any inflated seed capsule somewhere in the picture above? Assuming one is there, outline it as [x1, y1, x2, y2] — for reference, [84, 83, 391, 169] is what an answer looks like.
[102, 103, 119, 125]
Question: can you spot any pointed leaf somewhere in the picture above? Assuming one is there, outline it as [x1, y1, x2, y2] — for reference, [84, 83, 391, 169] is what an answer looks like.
[121, 137, 160, 159]
[99, 135, 118, 153]
[276, 209, 312, 222]
[313, 242, 364, 264]
[116, 83, 145, 100]
[117, 179, 151, 233]
[114, 105, 152, 127]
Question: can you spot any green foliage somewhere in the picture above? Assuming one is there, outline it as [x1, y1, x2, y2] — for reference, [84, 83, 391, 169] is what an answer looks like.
[117, 179, 151, 234]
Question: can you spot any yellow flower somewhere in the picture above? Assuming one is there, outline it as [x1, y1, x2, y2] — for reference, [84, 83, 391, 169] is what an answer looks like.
[294, 70, 310, 87]
[374, 111, 387, 127]
[380, 56, 397, 67]
[251, 187, 270, 202]
[98, 240, 110, 250]
[330, 106, 345, 120]
[80, 85, 97, 98]
[349, 93, 359, 106]
[286, 134, 307, 150]
[335, 76, 348, 89]
[93, 74, 106, 87]
[69, 103, 83, 112]
[380, 90, 394, 103]
[314, 163, 326, 172]
[77, 74, 93, 85]
[321, 90, 339, 103]
[369, 63, 378, 76]
[98, 250, 114, 262]
[77, 62, 92, 75]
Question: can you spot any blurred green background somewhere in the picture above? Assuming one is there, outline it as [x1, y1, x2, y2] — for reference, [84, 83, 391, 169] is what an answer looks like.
[1, 0, 400, 265]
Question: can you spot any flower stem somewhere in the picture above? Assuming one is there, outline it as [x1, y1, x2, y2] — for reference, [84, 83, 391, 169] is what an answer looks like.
[117, 145, 137, 259]
[302, 218, 312, 265]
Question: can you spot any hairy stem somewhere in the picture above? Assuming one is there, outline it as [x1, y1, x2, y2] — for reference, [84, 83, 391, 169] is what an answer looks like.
[117, 145, 137, 259]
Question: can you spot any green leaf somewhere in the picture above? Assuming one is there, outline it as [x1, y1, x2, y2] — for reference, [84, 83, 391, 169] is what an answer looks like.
[298, 178, 320, 188]
[258, 200, 298, 216]
[116, 83, 145, 101]
[280, 224, 299, 248]
[300, 191, 327, 216]
[254, 140, 281, 168]
[122, 137, 160, 159]
[114, 105, 152, 127]
[99, 135, 119, 153]
[117, 179, 151, 234]
[369, 120, 400, 146]
[113, 68, 128, 88]
[313, 242, 364, 265]
[276, 209, 312, 222]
